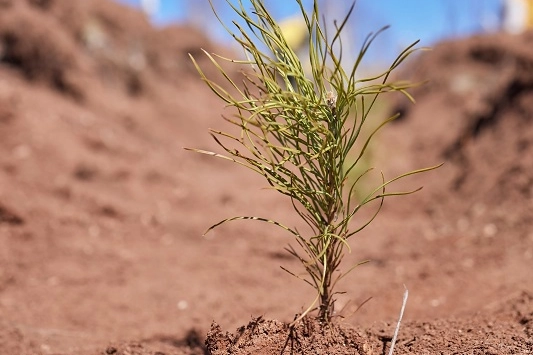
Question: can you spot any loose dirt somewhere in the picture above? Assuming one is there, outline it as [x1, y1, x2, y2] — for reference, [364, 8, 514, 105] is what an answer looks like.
[0, 1, 532, 354]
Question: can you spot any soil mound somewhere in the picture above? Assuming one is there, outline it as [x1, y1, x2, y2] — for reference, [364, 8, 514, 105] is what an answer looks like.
[205, 317, 378, 355]
[386, 31, 533, 239]
[0, 0, 226, 101]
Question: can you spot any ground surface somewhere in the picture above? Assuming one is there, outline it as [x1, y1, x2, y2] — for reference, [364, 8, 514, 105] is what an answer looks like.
[0, 1, 532, 354]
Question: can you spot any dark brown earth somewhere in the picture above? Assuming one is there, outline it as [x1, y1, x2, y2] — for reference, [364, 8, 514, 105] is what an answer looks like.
[0, 0, 532, 354]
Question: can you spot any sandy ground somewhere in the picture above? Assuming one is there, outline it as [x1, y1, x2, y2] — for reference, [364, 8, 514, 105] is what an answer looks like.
[0, 1, 532, 354]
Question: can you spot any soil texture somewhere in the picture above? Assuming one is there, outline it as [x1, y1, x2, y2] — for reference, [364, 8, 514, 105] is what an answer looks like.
[0, 1, 532, 354]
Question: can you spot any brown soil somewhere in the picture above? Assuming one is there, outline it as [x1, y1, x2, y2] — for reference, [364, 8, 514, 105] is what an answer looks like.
[0, 1, 532, 354]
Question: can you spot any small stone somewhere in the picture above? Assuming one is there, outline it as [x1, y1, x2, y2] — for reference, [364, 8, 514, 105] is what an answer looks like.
[177, 300, 188, 310]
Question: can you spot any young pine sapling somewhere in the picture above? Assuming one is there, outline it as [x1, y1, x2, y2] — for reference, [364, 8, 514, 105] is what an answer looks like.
[187, 0, 440, 324]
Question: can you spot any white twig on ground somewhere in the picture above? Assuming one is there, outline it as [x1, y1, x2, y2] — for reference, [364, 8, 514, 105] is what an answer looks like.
[388, 285, 408, 355]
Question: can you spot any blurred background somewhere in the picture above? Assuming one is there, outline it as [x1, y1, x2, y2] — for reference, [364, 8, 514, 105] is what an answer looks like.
[114, 0, 533, 68]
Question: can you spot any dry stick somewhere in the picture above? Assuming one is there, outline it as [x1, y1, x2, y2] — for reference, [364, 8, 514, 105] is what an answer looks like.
[388, 285, 408, 355]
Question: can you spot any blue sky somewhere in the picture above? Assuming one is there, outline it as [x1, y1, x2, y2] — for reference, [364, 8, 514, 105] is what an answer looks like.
[114, 0, 502, 66]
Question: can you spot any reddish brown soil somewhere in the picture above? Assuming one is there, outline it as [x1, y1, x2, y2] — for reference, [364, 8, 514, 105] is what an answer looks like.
[0, 1, 532, 354]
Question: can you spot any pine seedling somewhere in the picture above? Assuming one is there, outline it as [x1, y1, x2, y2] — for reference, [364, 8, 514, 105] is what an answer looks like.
[187, 0, 440, 324]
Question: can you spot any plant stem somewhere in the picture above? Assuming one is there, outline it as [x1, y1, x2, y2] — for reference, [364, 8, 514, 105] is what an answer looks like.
[318, 246, 335, 322]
